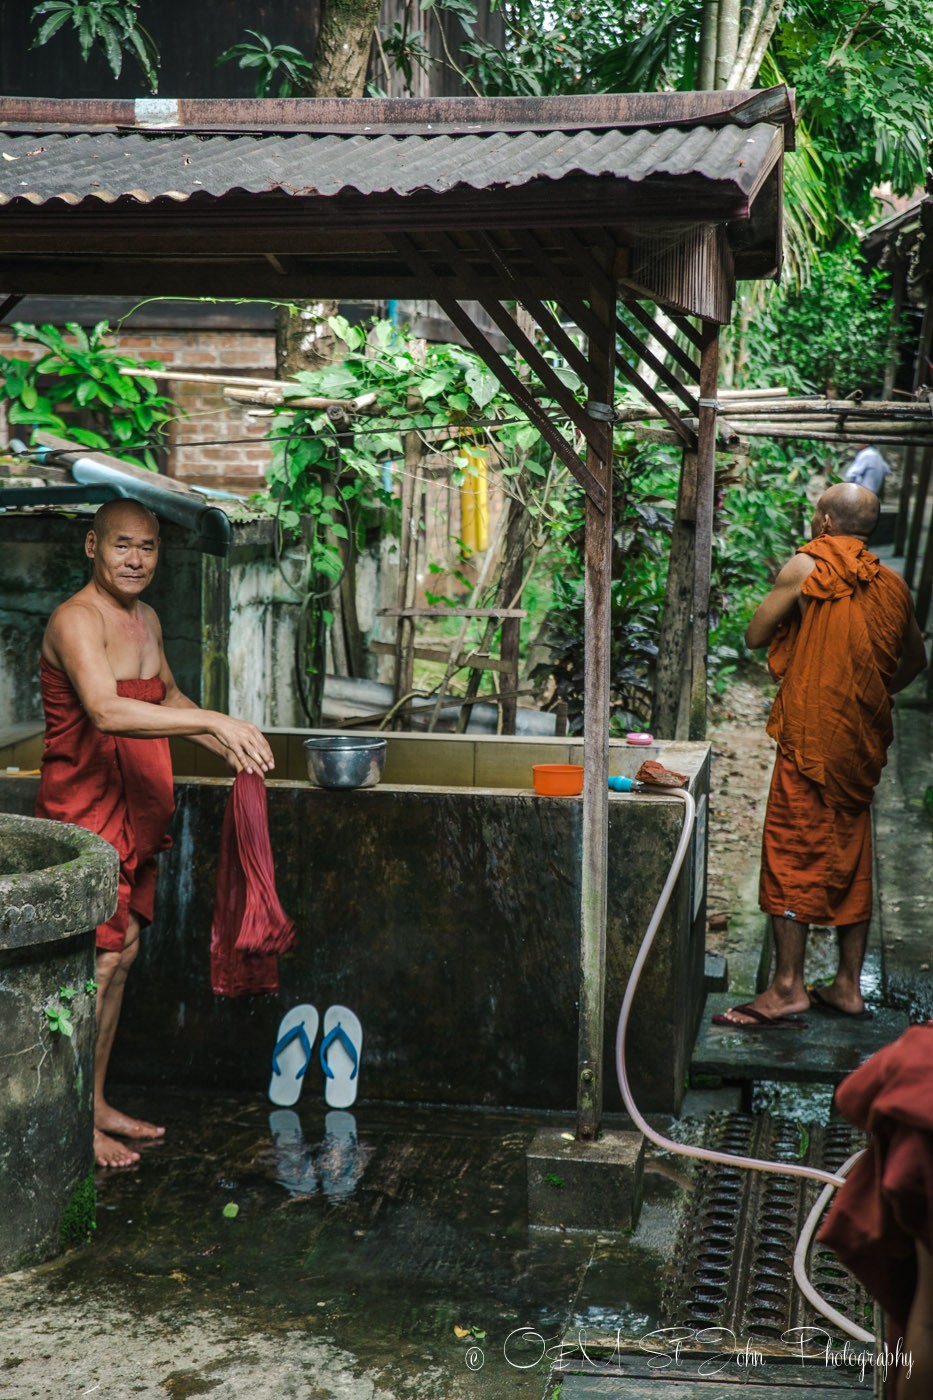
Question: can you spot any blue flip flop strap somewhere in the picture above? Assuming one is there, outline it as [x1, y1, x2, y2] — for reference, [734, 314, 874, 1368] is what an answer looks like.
[271, 1021, 313, 1080]
[319, 1022, 359, 1081]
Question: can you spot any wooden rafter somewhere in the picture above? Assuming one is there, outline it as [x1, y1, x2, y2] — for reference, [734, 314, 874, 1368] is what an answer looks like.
[388, 232, 608, 513]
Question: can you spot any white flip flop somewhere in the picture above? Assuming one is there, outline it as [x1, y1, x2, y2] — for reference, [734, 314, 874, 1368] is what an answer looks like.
[267, 1004, 318, 1107]
[319, 1005, 363, 1109]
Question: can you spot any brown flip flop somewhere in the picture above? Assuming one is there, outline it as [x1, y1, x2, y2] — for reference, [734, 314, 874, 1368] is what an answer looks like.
[711, 1001, 807, 1029]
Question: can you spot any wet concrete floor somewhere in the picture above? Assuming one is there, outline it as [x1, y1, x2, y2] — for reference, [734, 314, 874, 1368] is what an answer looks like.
[0, 1090, 672, 1400]
[2, 654, 927, 1399]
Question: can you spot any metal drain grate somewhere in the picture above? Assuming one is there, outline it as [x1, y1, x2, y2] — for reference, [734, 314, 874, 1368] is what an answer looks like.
[662, 1112, 870, 1347]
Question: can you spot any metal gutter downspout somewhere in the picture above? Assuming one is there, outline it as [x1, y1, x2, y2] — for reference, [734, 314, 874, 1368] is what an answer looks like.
[31, 447, 233, 557]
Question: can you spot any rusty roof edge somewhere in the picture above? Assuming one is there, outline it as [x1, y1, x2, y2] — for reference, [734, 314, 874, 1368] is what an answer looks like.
[0, 87, 796, 148]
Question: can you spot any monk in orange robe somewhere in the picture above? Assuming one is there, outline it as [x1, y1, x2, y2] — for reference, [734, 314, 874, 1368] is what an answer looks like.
[713, 483, 926, 1029]
[37, 498, 275, 1167]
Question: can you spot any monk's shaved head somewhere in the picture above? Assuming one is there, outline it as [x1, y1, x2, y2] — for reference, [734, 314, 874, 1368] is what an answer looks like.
[814, 482, 879, 541]
[91, 498, 159, 540]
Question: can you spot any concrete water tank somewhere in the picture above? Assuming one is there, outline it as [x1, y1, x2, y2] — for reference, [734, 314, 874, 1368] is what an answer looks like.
[0, 813, 117, 1272]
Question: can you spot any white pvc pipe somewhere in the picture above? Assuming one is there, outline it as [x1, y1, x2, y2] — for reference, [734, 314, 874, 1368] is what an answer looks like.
[614, 787, 865, 1334]
[792, 1150, 873, 1343]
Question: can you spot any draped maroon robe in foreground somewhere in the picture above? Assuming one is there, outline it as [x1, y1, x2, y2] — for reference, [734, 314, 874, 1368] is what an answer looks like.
[818, 1025, 933, 1348]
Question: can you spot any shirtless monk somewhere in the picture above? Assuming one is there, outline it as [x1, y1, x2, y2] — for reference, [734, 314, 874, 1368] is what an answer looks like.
[713, 482, 927, 1029]
[36, 498, 275, 1168]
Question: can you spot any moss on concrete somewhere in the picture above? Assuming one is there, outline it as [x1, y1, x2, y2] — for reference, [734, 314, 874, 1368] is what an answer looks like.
[59, 1168, 96, 1252]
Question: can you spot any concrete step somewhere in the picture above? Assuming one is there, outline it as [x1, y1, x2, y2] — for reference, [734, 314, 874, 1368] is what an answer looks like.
[552, 1370, 870, 1397]
[693, 994, 909, 1087]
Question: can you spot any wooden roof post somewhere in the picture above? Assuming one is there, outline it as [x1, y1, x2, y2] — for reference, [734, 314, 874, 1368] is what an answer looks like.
[653, 454, 698, 739]
[688, 322, 721, 741]
[577, 279, 617, 1141]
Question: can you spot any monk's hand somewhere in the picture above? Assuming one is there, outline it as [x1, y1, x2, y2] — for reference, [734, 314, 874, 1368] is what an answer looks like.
[214, 717, 275, 775]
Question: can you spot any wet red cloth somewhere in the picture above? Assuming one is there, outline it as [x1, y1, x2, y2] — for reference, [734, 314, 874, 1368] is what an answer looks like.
[210, 770, 295, 998]
[817, 1024, 933, 1342]
[766, 535, 912, 814]
[35, 656, 175, 951]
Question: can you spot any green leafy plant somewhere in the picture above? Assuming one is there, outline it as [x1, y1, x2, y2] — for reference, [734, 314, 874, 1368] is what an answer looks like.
[58, 985, 78, 1002]
[216, 29, 314, 97]
[0, 322, 178, 471]
[377, 21, 434, 94]
[734, 247, 897, 398]
[261, 312, 578, 715]
[84, 978, 98, 995]
[31, 1, 159, 91]
[45, 1004, 74, 1038]
[531, 435, 675, 733]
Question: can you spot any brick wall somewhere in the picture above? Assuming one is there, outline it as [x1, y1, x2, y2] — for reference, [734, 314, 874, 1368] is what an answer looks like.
[0, 324, 277, 496]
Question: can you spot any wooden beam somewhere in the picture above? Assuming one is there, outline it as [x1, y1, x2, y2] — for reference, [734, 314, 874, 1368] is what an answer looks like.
[905, 447, 933, 590]
[391, 417, 423, 727]
[479, 232, 597, 389]
[368, 640, 513, 672]
[895, 447, 917, 557]
[577, 270, 617, 1143]
[688, 323, 721, 741]
[616, 319, 699, 415]
[653, 453, 699, 738]
[389, 233, 608, 514]
[432, 233, 611, 459]
[915, 504, 933, 634]
[379, 606, 527, 619]
[625, 301, 701, 382]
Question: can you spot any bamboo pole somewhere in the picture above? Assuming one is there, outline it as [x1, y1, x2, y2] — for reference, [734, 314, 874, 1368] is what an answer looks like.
[119, 364, 377, 412]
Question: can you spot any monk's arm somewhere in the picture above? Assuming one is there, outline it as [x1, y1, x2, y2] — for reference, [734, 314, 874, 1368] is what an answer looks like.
[47, 605, 274, 774]
[744, 553, 816, 649]
[153, 617, 274, 774]
[888, 610, 928, 695]
[159, 674, 272, 773]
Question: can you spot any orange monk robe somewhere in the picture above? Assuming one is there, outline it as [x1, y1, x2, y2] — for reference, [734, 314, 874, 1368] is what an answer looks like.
[759, 535, 911, 925]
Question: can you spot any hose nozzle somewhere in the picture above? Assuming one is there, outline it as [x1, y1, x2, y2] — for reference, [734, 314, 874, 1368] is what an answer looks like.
[608, 775, 643, 793]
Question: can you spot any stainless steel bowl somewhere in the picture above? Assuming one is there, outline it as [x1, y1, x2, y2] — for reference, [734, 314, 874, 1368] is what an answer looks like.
[303, 736, 387, 790]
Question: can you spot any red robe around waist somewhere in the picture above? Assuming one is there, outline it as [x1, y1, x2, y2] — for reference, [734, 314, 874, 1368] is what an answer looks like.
[35, 656, 175, 950]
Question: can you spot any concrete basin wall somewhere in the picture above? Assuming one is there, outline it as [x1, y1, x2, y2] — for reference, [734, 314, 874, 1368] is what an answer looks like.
[0, 738, 709, 1117]
[0, 813, 118, 1272]
[121, 749, 707, 1115]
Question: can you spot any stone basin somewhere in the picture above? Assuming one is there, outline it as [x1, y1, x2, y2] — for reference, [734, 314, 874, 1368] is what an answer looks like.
[0, 813, 117, 1273]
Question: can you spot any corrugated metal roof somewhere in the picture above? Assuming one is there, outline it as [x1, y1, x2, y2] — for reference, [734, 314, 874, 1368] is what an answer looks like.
[0, 121, 780, 208]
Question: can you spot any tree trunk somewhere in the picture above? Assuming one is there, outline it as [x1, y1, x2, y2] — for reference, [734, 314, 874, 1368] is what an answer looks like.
[715, 0, 741, 88]
[275, 300, 339, 379]
[309, 0, 383, 98]
[698, 2, 719, 88]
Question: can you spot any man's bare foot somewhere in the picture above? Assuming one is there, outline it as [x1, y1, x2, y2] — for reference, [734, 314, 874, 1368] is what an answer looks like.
[808, 984, 870, 1018]
[94, 1128, 141, 1170]
[96, 1103, 165, 1140]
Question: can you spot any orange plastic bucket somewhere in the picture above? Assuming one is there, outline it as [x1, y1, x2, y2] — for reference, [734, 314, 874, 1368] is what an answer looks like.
[532, 763, 584, 796]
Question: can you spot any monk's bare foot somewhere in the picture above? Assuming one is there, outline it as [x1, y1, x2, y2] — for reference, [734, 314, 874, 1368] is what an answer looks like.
[808, 983, 867, 1016]
[96, 1103, 165, 1141]
[94, 1128, 140, 1170]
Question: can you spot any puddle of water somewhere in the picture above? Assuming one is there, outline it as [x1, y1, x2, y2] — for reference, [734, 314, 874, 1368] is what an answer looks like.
[1, 1090, 601, 1399]
[750, 1080, 835, 1123]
